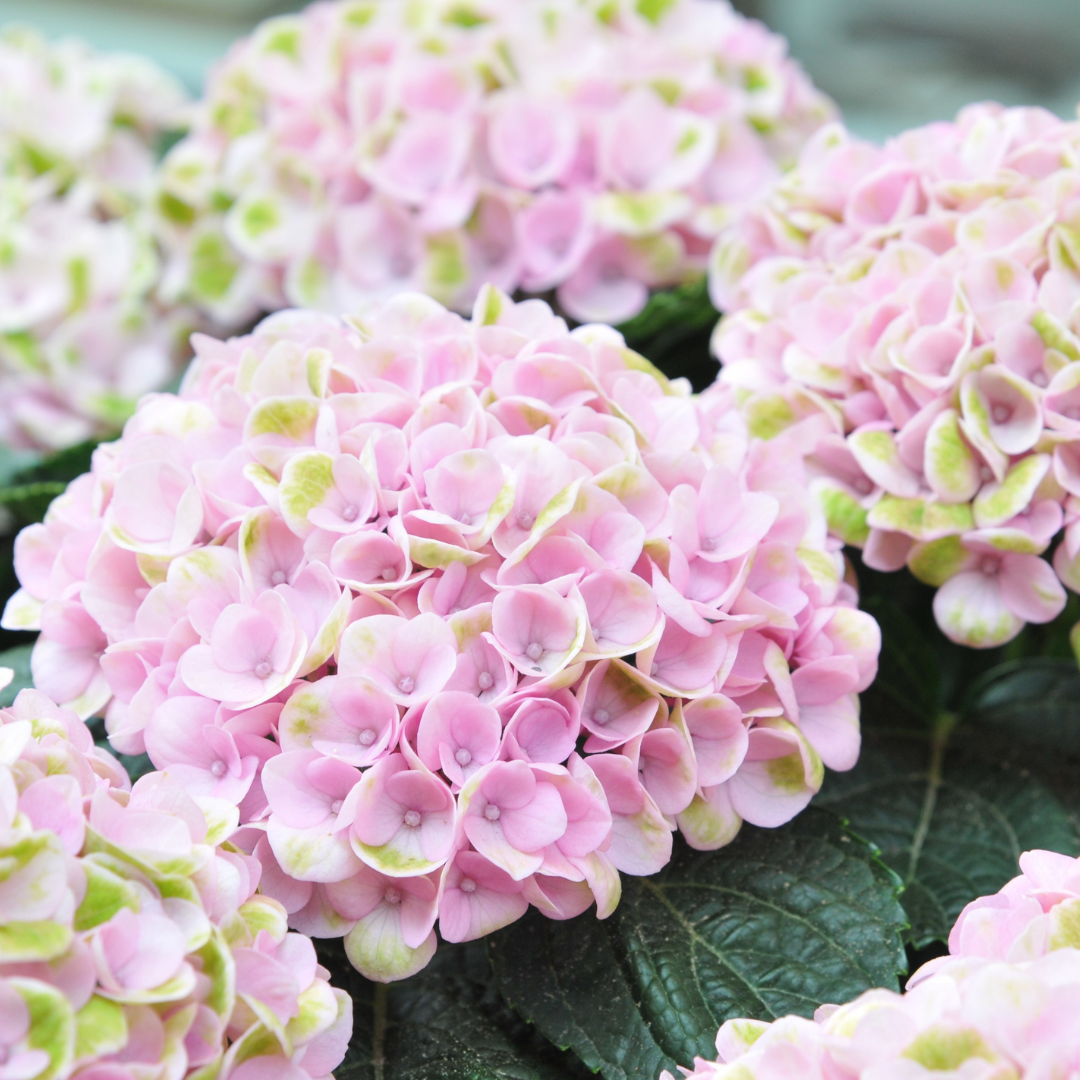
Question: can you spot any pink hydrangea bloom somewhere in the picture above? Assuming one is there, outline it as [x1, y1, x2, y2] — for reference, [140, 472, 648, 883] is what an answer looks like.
[3, 285, 880, 981]
[943, 848, 1080, 964]
[0, 681, 352, 1079]
[0, 29, 193, 451]
[665, 847, 1080, 1079]
[153, 0, 832, 329]
[707, 104, 1080, 648]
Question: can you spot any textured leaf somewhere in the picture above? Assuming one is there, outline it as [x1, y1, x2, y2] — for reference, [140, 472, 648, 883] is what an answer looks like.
[327, 939, 588, 1080]
[490, 810, 906, 1080]
[817, 598, 1080, 948]
[615, 278, 719, 392]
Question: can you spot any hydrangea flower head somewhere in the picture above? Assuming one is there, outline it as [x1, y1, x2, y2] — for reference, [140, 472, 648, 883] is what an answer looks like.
[154, 0, 833, 329]
[0, 28, 191, 450]
[664, 847, 1080, 1080]
[0, 673, 352, 1079]
[707, 104, 1080, 647]
[3, 285, 879, 981]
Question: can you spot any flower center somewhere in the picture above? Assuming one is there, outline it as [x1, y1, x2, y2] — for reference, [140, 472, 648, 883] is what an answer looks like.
[517, 510, 534, 529]
[331, 799, 343, 814]
[455, 747, 472, 766]
[477, 671, 494, 690]
[484, 804, 501, 822]
[651, 662, 660, 676]
[460, 877, 477, 893]
[854, 477, 873, 495]
[403, 810, 421, 827]
[398, 675, 415, 694]
[342, 504, 359, 522]
[700, 536, 716, 552]
[211, 760, 226, 777]
[458, 513, 472, 527]
[525, 642, 543, 662]
[358, 728, 376, 746]
[382, 566, 398, 581]
[384, 887, 401, 905]
[980, 466, 994, 482]
[593, 708, 610, 725]
[255, 661, 273, 679]
[991, 404, 1012, 424]
[979, 556, 1001, 576]
[270, 570, 287, 586]
[1033, 371, 1048, 387]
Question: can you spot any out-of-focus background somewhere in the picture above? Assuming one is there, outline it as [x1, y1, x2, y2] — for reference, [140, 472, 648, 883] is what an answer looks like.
[0, 0, 1078, 141]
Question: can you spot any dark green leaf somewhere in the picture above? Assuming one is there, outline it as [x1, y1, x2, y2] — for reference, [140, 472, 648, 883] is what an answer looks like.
[326, 940, 588, 1080]
[616, 278, 719, 392]
[0, 644, 32, 707]
[490, 810, 906, 1080]
[817, 597, 1080, 948]
[0, 481, 70, 528]
[0, 438, 101, 531]
[962, 658, 1080, 827]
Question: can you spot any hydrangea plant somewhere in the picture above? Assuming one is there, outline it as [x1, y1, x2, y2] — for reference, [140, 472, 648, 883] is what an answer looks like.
[0, 669, 352, 1079]
[1, 286, 878, 980]
[153, 0, 833, 330]
[709, 104, 1080, 648]
[664, 848, 1080, 1080]
[0, 29, 193, 451]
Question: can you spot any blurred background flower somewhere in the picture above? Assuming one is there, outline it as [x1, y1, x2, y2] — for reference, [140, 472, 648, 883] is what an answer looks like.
[3, 0, 1077, 143]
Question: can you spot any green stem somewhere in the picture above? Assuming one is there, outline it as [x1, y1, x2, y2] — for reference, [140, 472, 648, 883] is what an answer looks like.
[907, 711, 957, 884]
[372, 982, 387, 1080]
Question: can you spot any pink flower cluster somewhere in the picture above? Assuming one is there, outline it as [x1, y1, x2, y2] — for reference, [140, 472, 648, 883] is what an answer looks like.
[944, 848, 1080, 963]
[154, 0, 832, 330]
[663, 848, 1080, 1080]
[708, 105, 1080, 648]
[0, 28, 192, 451]
[2, 286, 879, 981]
[0, 677, 352, 1080]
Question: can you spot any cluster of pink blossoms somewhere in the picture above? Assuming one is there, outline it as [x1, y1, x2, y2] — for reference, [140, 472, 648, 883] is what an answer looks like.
[2, 286, 879, 981]
[708, 104, 1080, 647]
[0, 674, 352, 1080]
[665, 848, 1080, 1080]
[153, 0, 833, 330]
[0, 29, 192, 451]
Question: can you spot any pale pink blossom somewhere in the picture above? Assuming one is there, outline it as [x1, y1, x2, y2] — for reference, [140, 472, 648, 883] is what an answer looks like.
[0, 685, 352, 1078]
[5, 286, 879, 982]
[0, 30, 190, 451]
[710, 104, 1080, 647]
[155, 0, 833, 328]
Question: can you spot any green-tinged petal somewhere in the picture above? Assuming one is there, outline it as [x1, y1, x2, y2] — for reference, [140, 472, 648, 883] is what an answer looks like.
[592, 191, 693, 237]
[924, 408, 981, 503]
[74, 861, 141, 932]
[812, 479, 870, 546]
[903, 1025, 996, 1070]
[0, 921, 72, 962]
[286, 978, 339, 1047]
[973, 454, 1050, 527]
[848, 429, 920, 498]
[74, 995, 127, 1061]
[344, 909, 437, 983]
[676, 787, 742, 851]
[907, 536, 970, 587]
[195, 929, 237, 1020]
[278, 450, 335, 537]
[12, 977, 75, 1080]
[867, 495, 973, 540]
